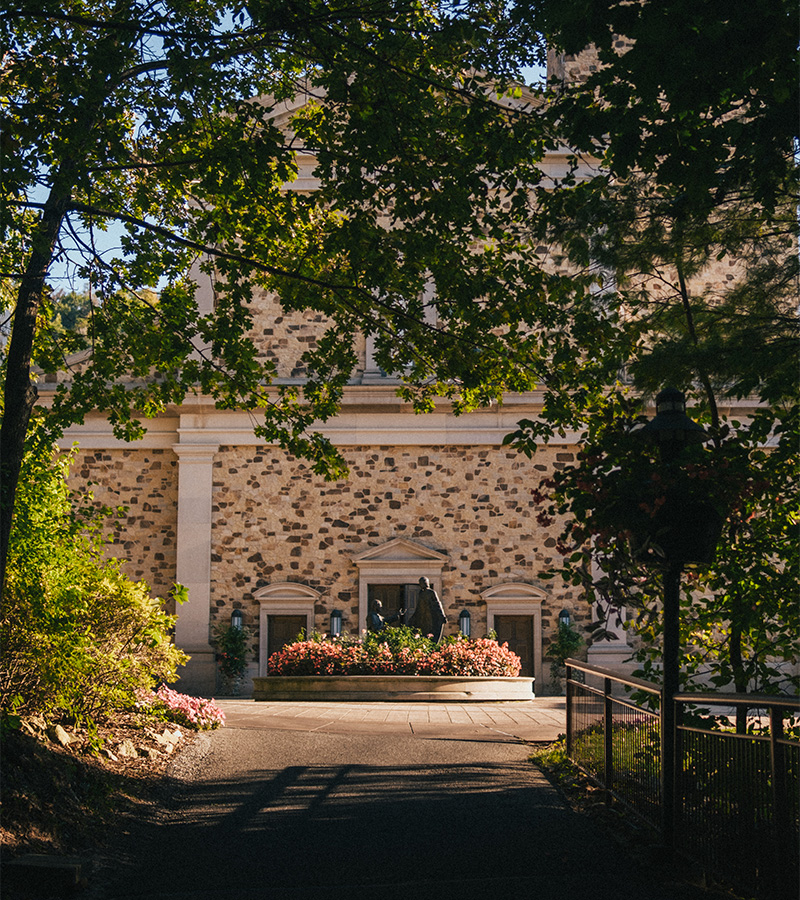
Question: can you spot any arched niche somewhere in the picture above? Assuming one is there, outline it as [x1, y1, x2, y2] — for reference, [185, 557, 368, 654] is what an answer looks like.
[254, 582, 321, 676]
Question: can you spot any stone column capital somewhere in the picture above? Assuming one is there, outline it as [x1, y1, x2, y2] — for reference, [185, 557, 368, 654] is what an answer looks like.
[171, 443, 220, 462]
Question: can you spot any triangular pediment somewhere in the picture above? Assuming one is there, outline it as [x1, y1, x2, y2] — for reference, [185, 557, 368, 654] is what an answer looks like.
[352, 538, 448, 565]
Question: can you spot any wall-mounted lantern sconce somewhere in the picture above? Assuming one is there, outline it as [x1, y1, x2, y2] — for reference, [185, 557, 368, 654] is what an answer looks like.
[330, 609, 343, 638]
[458, 609, 471, 638]
[230, 609, 244, 630]
[558, 609, 571, 629]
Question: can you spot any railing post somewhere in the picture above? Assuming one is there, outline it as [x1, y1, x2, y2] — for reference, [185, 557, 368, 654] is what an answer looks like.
[769, 707, 791, 899]
[565, 662, 573, 756]
[661, 561, 682, 851]
[604, 677, 614, 804]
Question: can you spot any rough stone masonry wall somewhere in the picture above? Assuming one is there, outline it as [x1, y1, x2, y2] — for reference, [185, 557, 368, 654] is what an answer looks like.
[68, 448, 179, 609]
[547, 45, 603, 85]
[248, 291, 368, 379]
[210, 443, 585, 667]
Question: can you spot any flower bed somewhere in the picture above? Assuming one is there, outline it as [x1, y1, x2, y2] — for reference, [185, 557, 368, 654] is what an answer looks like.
[267, 629, 522, 677]
[137, 685, 226, 730]
[254, 629, 533, 702]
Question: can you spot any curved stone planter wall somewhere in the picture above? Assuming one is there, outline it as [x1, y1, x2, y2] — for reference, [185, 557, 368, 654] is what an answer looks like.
[252, 674, 535, 702]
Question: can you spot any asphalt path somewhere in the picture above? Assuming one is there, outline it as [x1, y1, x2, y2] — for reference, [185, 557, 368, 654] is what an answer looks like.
[92, 707, 711, 900]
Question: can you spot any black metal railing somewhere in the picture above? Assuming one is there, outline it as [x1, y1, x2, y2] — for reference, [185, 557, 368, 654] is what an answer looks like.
[565, 661, 662, 827]
[565, 659, 800, 899]
[675, 693, 800, 900]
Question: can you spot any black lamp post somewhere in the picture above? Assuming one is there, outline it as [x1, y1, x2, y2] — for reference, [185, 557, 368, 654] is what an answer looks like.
[634, 387, 714, 849]
[230, 609, 244, 630]
[458, 609, 471, 638]
[330, 609, 343, 638]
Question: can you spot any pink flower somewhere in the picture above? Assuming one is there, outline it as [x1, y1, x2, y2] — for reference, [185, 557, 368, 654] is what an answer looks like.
[143, 685, 226, 730]
[267, 634, 521, 678]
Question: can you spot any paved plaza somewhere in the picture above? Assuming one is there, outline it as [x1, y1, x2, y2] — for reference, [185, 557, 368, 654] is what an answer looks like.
[216, 696, 566, 743]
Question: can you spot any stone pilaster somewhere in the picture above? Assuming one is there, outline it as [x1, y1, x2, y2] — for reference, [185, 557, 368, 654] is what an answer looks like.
[173, 442, 219, 696]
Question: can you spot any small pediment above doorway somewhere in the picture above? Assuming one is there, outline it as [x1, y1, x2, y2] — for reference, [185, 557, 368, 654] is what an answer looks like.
[352, 539, 448, 634]
[254, 582, 322, 604]
[352, 537, 449, 568]
[481, 582, 547, 604]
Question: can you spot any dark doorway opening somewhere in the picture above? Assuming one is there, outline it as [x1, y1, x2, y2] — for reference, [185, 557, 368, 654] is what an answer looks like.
[367, 583, 420, 625]
[267, 615, 307, 668]
[494, 615, 535, 677]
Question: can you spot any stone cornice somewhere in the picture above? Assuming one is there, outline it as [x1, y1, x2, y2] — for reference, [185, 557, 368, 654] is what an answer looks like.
[51, 386, 764, 452]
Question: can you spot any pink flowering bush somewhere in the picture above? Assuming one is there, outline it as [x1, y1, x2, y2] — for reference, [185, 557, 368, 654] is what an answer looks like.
[138, 685, 226, 730]
[415, 638, 522, 677]
[268, 628, 521, 677]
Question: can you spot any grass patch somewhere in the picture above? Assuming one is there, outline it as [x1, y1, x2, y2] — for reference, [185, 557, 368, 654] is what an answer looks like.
[530, 739, 744, 898]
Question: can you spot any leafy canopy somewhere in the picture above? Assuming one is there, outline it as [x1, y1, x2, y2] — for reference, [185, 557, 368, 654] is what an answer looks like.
[2, 0, 567, 458]
[519, 0, 798, 213]
[2, 1, 618, 591]
[504, 0, 799, 697]
[3, 0, 797, 700]
[524, 400, 799, 698]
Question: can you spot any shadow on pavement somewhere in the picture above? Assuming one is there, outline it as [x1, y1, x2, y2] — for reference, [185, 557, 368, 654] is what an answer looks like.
[94, 729, 709, 900]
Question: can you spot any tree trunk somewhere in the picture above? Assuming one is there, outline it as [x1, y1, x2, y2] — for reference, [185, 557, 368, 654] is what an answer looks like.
[0, 180, 76, 602]
[0, 18, 136, 602]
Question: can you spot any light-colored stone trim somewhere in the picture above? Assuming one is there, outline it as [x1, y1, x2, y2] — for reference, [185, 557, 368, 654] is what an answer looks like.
[255, 582, 320, 676]
[482, 582, 546, 689]
[173, 442, 219, 694]
[187, 257, 216, 362]
[586, 555, 633, 670]
[52, 392, 762, 453]
[352, 537, 450, 564]
[353, 538, 448, 634]
[56, 414, 180, 450]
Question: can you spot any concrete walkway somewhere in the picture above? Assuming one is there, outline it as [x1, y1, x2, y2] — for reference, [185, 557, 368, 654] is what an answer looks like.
[216, 697, 567, 743]
[86, 697, 711, 900]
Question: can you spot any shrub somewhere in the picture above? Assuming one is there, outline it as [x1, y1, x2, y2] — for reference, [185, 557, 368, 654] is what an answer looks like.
[548, 621, 585, 686]
[213, 622, 249, 678]
[0, 435, 187, 727]
[268, 627, 521, 677]
[138, 685, 225, 730]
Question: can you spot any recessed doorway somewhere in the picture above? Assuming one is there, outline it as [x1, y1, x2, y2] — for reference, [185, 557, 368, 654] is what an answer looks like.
[494, 615, 535, 677]
[483, 583, 545, 688]
[367, 583, 420, 624]
[255, 582, 320, 676]
[267, 615, 306, 662]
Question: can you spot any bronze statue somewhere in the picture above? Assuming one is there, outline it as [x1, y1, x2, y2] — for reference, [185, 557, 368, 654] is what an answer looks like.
[409, 577, 446, 643]
[367, 599, 402, 633]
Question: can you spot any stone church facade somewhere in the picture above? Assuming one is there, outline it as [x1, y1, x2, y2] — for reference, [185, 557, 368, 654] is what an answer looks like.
[53, 72, 645, 698]
[61, 373, 631, 697]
